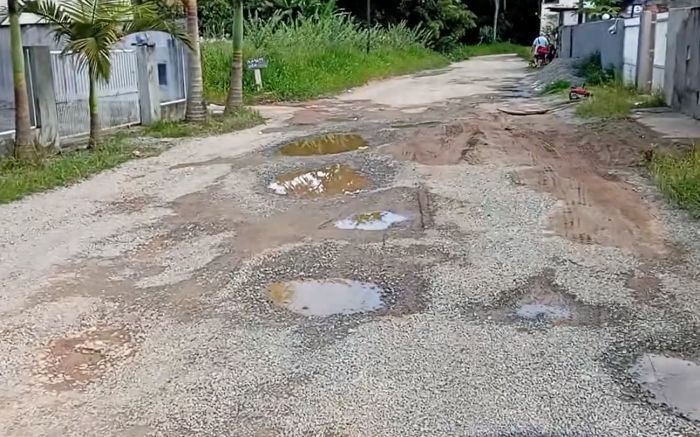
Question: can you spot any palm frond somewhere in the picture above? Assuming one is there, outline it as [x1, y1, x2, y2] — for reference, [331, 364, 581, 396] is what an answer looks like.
[121, 1, 192, 50]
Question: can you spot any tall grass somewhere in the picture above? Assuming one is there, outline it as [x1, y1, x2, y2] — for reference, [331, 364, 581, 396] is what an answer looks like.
[648, 147, 700, 217]
[574, 53, 666, 119]
[201, 12, 448, 103]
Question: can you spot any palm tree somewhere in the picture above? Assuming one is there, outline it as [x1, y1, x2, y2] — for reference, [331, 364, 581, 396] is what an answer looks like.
[8, 0, 37, 160]
[224, 0, 243, 113]
[183, 0, 206, 121]
[23, 0, 191, 147]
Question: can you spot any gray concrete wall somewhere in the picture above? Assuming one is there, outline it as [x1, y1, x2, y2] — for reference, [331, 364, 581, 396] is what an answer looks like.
[665, 7, 700, 119]
[559, 20, 625, 70]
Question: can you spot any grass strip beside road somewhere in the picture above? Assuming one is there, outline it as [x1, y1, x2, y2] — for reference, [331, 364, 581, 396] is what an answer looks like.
[649, 147, 700, 217]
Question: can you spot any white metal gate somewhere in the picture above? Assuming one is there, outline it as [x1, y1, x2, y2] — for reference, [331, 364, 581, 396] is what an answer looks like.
[623, 16, 640, 85]
[51, 49, 141, 137]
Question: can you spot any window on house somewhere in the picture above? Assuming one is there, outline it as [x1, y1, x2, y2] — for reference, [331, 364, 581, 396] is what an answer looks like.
[158, 63, 168, 86]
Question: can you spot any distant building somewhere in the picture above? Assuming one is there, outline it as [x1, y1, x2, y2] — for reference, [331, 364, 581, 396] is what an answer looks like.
[540, 0, 584, 35]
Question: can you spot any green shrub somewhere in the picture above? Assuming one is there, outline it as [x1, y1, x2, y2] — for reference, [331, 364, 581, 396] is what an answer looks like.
[575, 53, 616, 85]
[201, 12, 448, 103]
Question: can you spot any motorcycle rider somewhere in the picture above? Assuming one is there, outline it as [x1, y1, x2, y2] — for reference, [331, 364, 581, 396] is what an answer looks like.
[532, 33, 550, 65]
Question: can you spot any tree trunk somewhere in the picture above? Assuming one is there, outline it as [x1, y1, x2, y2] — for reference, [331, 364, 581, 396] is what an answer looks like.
[185, 0, 206, 122]
[9, 0, 37, 161]
[225, 0, 244, 114]
[88, 69, 100, 148]
[492, 0, 499, 42]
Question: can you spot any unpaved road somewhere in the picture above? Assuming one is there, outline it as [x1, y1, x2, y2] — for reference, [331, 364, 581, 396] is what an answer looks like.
[2, 55, 700, 437]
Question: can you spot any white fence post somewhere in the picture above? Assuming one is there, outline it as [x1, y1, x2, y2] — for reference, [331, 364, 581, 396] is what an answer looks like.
[136, 44, 161, 125]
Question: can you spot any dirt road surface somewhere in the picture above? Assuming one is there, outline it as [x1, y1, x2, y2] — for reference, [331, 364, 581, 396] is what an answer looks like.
[2, 55, 700, 437]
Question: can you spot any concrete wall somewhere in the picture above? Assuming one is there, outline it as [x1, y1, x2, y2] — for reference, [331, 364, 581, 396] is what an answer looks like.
[559, 20, 625, 71]
[665, 7, 700, 118]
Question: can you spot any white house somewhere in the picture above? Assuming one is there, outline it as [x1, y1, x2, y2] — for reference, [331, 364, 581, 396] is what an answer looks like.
[540, 0, 585, 35]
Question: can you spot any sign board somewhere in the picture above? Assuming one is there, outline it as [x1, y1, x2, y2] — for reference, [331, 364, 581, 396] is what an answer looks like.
[246, 57, 268, 70]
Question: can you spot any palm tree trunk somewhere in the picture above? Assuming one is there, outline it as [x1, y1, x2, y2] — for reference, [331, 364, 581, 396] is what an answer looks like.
[88, 69, 100, 148]
[224, 0, 244, 114]
[8, 0, 37, 160]
[492, 0, 499, 42]
[185, 0, 206, 122]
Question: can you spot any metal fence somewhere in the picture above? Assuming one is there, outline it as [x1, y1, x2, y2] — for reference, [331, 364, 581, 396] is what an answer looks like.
[50, 49, 141, 137]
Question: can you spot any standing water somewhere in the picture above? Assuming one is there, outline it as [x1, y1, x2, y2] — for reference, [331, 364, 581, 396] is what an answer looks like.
[267, 279, 385, 316]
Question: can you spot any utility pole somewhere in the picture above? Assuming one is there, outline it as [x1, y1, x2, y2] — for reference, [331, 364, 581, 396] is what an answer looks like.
[366, 0, 371, 53]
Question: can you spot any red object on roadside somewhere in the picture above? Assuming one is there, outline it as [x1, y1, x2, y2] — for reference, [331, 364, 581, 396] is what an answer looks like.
[569, 86, 591, 100]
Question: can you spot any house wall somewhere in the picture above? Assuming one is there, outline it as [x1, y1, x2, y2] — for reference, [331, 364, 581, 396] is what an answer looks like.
[665, 7, 700, 118]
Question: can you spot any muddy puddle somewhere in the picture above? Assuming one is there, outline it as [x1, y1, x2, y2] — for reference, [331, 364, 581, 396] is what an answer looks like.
[35, 326, 135, 390]
[475, 270, 615, 326]
[631, 353, 700, 421]
[269, 164, 368, 197]
[335, 211, 408, 231]
[267, 279, 385, 316]
[279, 133, 367, 156]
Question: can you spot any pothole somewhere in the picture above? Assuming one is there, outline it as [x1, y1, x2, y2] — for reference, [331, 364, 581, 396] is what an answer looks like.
[335, 211, 408, 231]
[388, 120, 484, 165]
[630, 354, 700, 421]
[267, 279, 385, 316]
[35, 326, 135, 390]
[279, 133, 367, 156]
[472, 269, 617, 327]
[268, 164, 368, 197]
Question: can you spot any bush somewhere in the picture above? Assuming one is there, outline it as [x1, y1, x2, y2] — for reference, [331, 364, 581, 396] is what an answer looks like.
[575, 53, 616, 85]
[201, 12, 448, 103]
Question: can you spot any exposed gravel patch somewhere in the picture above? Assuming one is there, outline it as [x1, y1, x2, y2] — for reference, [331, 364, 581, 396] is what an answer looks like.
[530, 58, 584, 92]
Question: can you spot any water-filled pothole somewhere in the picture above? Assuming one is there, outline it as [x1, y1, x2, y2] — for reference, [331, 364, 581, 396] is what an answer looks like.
[267, 279, 385, 316]
[335, 211, 408, 231]
[515, 303, 571, 321]
[631, 354, 700, 421]
[268, 164, 368, 197]
[279, 133, 367, 156]
[473, 269, 616, 326]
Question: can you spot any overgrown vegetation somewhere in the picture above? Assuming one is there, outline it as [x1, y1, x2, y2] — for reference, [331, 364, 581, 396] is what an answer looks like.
[447, 42, 530, 61]
[0, 135, 158, 204]
[542, 79, 571, 95]
[144, 108, 263, 137]
[648, 147, 700, 217]
[574, 53, 666, 119]
[201, 12, 448, 103]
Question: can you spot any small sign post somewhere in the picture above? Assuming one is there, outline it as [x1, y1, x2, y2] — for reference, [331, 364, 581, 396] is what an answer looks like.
[246, 57, 268, 90]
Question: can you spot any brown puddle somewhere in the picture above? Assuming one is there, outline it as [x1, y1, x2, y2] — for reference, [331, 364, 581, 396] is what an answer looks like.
[279, 134, 367, 156]
[267, 279, 385, 316]
[268, 164, 368, 197]
[35, 326, 135, 390]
